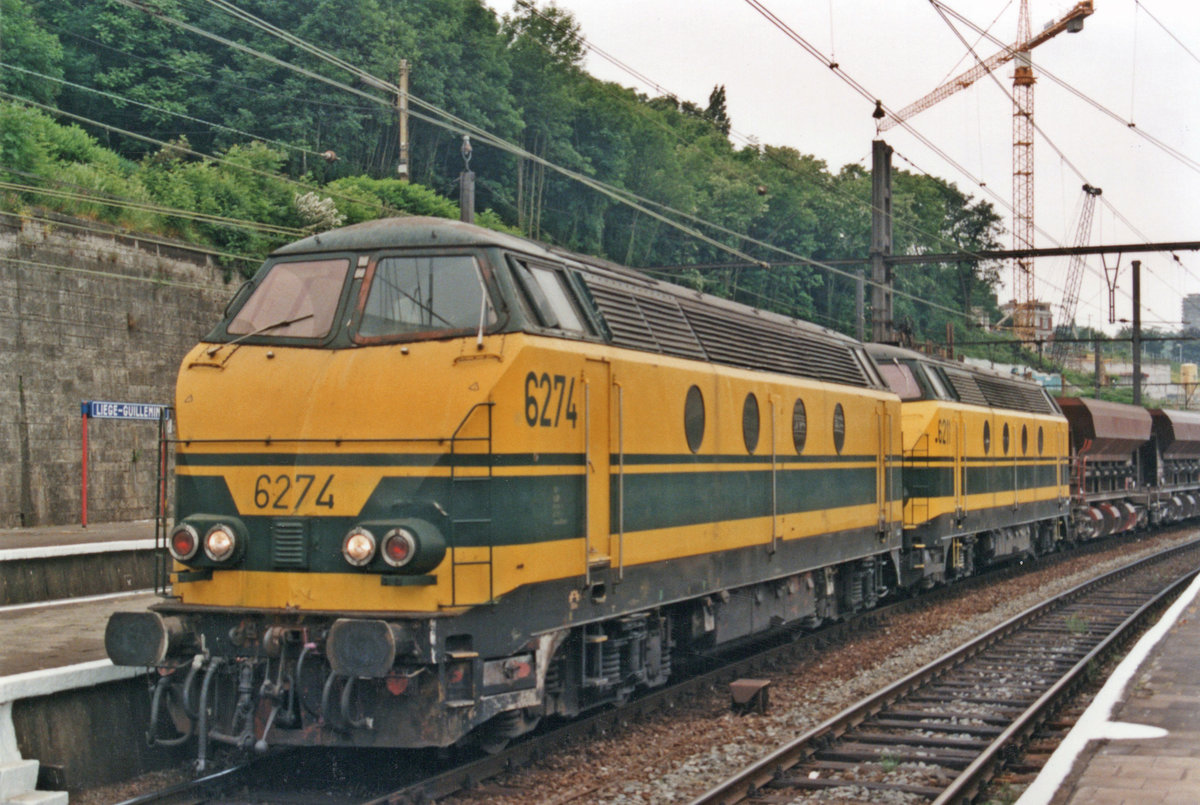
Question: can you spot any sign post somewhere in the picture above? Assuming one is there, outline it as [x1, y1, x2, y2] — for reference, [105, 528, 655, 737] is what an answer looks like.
[80, 401, 172, 528]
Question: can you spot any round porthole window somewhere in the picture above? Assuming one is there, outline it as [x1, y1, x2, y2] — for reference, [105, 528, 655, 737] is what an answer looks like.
[1003, 423, 1010, 454]
[792, 399, 808, 454]
[743, 393, 760, 454]
[1038, 426, 1045, 455]
[1022, 424, 1029, 455]
[833, 403, 846, 455]
[684, 385, 705, 454]
[983, 421, 991, 454]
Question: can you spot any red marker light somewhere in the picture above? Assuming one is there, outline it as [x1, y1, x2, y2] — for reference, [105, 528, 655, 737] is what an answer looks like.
[382, 528, 417, 568]
[168, 524, 199, 562]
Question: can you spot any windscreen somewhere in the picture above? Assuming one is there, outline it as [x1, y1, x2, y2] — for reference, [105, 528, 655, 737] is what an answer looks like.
[228, 258, 350, 339]
[877, 361, 925, 401]
[359, 254, 495, 338]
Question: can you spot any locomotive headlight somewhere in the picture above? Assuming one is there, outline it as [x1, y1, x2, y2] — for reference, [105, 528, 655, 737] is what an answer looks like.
[342, 527, 377, 567]
[382, 528, 418, 567]
[204, 524, 239, 562]
[168, 524, 201, 562]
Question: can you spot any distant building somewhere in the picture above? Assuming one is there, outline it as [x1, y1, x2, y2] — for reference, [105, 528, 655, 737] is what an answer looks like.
[1001, 300, 1054, 342]
[1183, 294, 1200, 332]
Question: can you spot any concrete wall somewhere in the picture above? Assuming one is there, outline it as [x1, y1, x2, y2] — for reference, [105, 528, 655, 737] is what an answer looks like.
[0, 212, 238, 527]
[0, 550, 157, 606]
[13, 676, 190, 791]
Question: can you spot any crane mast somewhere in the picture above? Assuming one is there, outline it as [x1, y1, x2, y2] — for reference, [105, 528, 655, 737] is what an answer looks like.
[1012, 0, 1037, 341]
[882, 1, 1093, 342]
[1050, 184, 1103, 365]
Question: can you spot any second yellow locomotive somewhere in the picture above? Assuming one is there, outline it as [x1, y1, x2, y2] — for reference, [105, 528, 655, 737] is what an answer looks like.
[867, 344, 1070, 585]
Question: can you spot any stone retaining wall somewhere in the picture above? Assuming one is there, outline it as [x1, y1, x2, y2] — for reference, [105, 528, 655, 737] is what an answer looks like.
[0, 212, 237, 527]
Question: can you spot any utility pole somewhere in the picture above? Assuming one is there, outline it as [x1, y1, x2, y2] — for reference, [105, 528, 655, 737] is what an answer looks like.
[856, 270, 865, 342]
[459, 136, 475, 225]
[397, 60, 410, 179]
[1132, 260, 1142, 406]
[870, 139, 894, 343]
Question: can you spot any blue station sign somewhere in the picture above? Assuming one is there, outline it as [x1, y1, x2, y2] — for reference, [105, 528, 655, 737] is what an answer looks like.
[82, 400, 170, 421]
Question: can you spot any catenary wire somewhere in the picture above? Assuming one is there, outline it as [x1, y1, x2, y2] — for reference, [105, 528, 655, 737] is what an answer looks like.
[124, 0, 985, 324]
[506, 0, 1008, 273]
[1, 63, 335, 162]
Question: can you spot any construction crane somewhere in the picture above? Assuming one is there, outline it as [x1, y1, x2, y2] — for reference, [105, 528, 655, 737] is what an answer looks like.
[882, 1, 1094, 342]
[1050, 183, 1103, 366]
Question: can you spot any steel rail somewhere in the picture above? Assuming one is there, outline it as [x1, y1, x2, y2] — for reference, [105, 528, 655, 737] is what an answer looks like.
[111, 762, 250, 805]
[933, 565, 1197, 804]
[363, 533, 1152, 805]
[687, 537, 1200, 805]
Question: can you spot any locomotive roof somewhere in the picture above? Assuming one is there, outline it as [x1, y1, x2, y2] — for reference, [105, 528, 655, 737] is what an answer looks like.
[865, 343, 1059, 415]
[273, 216, 551, 258]
[276, 217, 857, 341]
[273, 216, 877, 389]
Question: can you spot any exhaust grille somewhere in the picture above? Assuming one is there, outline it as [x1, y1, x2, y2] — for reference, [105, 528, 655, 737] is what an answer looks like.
[271, 519, 308, 569]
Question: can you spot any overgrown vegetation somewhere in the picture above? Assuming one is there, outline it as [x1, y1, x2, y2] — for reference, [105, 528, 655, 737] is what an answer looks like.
[3, 0, 1012, 344]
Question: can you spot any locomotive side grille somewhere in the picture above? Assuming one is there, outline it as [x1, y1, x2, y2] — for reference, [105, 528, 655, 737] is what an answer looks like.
[944, 370, 989, 407]
[271, 520, 308, 569]
[578, 270, 867, 388]
[583, 282, 662, 353]
[682, 305, 868, 387]
[582, 278, 708, 359]
[975, 376, 1057, 414]
[633, 295, 708, 360]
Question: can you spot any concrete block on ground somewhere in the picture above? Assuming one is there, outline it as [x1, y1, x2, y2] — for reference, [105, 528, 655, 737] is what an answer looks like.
[5, 789, 69, 805]
[0, 760, 38, 800]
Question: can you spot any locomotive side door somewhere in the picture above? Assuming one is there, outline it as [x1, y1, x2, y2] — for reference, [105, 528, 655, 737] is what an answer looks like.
[953, 410, 966, 522]
[875, 400, 892, 536]
[582, 357, 613, 591]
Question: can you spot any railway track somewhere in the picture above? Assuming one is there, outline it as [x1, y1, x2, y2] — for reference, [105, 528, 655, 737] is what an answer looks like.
[687, 538, 1200, 805]
[107, 532, 1192, 804]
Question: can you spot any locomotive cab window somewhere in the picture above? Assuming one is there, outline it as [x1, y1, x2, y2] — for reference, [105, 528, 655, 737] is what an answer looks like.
[510, 258, 592, 335]
[227, 257, 351, 340]
[358, 254, 495, 339]
[877, 360, 923, 401]
[922, 364, 953, 400]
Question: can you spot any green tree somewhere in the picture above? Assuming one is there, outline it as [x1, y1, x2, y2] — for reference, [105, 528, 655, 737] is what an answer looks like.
[0, 0, 64, 105]
[704, 85, 731, 136]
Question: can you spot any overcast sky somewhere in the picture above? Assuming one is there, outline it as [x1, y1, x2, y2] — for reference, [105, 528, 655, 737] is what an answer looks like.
[484, 0, 1199, 335]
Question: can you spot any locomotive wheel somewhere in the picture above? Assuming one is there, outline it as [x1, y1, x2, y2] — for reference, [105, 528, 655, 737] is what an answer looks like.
[475, 708, 541, 755]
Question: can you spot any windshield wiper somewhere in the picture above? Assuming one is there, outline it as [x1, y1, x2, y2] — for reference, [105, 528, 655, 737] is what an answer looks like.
[204, 313, 315, 359]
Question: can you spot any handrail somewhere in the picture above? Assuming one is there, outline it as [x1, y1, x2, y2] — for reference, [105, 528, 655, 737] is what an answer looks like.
[770, 396, 778, 554]
[584, 380, 593, 587]
[154, 408, 173, 596]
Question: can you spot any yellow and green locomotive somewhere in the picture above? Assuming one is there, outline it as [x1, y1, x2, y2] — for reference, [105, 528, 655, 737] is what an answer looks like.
[106, 217, 904, 758]
[866, 344, 1070, 585]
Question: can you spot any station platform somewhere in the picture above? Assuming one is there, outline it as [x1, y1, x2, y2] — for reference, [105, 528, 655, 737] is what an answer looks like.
[0, 521, 157, 609]
[0, 521, 159, 802]
[1018, 572, 1200, 804]
[0, 520, 155, 555]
